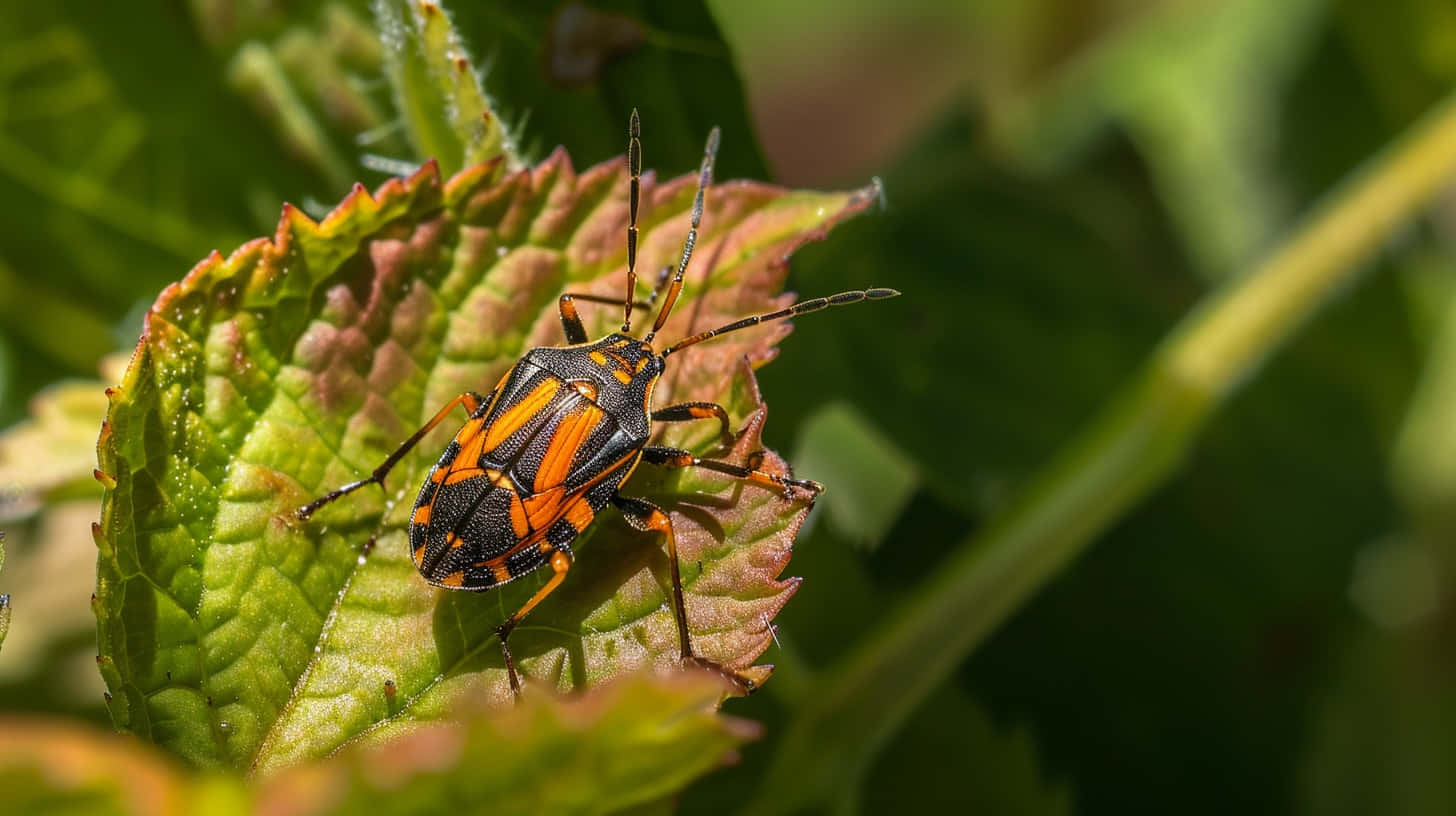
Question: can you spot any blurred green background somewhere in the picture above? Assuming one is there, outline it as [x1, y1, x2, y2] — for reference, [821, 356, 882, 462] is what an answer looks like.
[5, 0, 1456, 812]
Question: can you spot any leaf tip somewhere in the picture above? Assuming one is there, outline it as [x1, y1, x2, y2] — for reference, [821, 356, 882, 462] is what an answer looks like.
[411, 157, 443, 185]
[442, 154, 503, 201]
[280, 201, 319, 234]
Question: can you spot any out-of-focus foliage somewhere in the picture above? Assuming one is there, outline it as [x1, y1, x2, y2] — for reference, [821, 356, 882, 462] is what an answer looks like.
[5, 0, 1456, 814]
[0, 532, 9, 652]
[0, 671, 754, 816]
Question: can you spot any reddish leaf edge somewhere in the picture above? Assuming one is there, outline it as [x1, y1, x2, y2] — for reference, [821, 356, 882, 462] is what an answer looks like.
[93, 146, 884, 749]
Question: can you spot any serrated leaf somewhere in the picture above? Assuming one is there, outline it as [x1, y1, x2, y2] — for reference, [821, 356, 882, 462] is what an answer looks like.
[0, 671, 753, 816]
[95, 146, 875, 772]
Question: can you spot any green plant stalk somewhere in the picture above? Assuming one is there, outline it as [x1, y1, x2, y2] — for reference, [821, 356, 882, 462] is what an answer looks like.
[750, 90, 1456, 814]
[374, 0, 520, 179]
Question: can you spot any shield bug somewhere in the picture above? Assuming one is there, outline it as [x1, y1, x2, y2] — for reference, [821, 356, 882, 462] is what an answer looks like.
[297, 110, 898, 694]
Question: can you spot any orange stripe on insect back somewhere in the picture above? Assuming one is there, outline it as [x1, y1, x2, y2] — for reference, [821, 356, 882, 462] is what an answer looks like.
[563, 496, 594, 531]
[508, 493, 530, 538]
[454, 421, 489, 470]
[454, 416, 485, 448]
[441, 572, 465, 587]
[523, 486, 566, 529]
[483, 378, 559, 450]
[491, 564, 512, 583]
[444, 466, 485, 485]
[533, 405, 604, 493]
[412, 504, 431, 525]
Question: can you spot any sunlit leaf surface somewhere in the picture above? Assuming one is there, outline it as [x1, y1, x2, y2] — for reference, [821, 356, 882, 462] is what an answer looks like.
[93, 146, 876, 771]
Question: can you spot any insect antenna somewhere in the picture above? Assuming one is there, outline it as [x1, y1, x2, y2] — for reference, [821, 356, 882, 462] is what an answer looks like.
[661, 288, 901, 358]
[623, 109, 642, 333]
[643, 125, 720, 345]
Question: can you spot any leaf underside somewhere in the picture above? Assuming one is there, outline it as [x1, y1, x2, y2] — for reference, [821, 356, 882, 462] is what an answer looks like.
[94, 148, 875, 772]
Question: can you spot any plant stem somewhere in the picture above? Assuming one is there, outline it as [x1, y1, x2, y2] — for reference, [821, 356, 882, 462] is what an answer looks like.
[749, 90, 1456, 814]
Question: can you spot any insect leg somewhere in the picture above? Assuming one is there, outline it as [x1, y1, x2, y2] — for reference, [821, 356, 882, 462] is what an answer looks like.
[650, 402, 733, 447]
[295, 391, 485, 520]
[495, 549, 572, 695]
[612, 495, 756, 692]
[558, 293, 590, 344]
[641, 446, 823, 498]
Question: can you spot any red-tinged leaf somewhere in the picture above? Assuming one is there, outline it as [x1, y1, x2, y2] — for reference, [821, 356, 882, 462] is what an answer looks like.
[94, 144, 876, 773]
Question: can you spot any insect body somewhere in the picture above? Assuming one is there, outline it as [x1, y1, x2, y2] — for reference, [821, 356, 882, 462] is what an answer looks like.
[405, 338, 658, 594]
[298, 110, 898, 693]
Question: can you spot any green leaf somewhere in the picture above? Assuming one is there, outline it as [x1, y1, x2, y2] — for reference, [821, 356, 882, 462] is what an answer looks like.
[94, 146, 877, 771]
[789, 401, 919, 552]
[0, 671, 753, 815]
[374, 0, 522, 179]
[264, 670, 756, 815]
